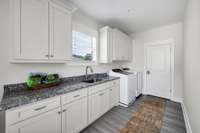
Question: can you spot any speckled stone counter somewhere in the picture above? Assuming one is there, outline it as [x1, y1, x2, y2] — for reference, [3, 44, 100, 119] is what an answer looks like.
[0, 73, 119, 111]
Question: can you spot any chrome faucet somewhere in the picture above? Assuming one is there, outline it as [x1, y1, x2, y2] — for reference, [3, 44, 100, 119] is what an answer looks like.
[85, 66, 94, 79]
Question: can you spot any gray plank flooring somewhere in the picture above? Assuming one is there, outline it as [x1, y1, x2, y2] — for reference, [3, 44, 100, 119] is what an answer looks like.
[81, 95, 187, 133]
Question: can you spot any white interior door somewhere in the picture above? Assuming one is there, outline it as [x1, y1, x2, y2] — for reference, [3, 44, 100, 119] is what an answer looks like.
[145, 42, 173, 99]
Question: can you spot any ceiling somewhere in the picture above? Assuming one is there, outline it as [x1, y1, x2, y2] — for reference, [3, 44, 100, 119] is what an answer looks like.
[67, 0, 187, 34]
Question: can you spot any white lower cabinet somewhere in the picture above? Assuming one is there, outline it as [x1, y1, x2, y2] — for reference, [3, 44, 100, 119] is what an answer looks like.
[88, 93, 101, 124]
[109, 85, 119, 108]
[62, 97, 87, 133]
[111, 80, 120, 108]
[100, 89, 110, 114]
[5, 80, 120, 133]
[88, 89, 110, 124]
[7, 107, 62, 133]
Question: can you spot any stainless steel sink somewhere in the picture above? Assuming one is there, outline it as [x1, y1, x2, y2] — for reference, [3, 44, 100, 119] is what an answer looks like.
[82, 78, 103, 83]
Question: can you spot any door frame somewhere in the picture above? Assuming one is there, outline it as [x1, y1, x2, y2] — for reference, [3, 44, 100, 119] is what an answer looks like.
[143, 39, 175, 100]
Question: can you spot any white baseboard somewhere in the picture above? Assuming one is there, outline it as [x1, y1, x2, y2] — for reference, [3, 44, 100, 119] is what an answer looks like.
[181, 102, 192, 133]
[170, 98, 192, 133]
[171, 97, 183, 103]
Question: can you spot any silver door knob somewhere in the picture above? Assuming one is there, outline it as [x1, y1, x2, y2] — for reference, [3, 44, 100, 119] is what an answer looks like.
[146, 70, 150, 75]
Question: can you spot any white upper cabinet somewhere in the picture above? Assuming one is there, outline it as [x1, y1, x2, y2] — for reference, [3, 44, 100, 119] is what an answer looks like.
[11, 0, 49, 60]
[99, 26, 113, 63]
[113, 29, 132, 61]
[128, 37, 133, 61]
[124, 34, 133, 61]
[112, 29, 122, 60]
[99, 26, 132, 62]
[10, 0, 74, 63]
[21, 0, 49, 60]
[49, 2, 72, 61]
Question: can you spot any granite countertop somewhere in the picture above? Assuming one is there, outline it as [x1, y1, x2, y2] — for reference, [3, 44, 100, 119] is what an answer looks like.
[0, 73, 119, 111]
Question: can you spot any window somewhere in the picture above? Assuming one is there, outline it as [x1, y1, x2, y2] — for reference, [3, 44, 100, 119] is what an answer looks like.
[72, 30, 97, 62]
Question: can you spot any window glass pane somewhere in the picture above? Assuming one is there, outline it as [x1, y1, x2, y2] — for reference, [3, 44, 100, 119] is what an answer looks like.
[72, 30, 97, 62]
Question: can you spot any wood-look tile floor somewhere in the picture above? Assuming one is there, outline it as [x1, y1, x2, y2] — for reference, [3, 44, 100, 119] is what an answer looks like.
[81, 95, 187, 133]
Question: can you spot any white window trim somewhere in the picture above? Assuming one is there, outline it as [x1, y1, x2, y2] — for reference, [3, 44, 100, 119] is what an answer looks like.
[67, 61, 99, 66]
[68, 22, 99, 66]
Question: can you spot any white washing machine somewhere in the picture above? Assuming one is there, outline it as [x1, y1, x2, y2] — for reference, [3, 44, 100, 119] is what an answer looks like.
[122, 68, 143, 98]
[109, 69, 137, 107]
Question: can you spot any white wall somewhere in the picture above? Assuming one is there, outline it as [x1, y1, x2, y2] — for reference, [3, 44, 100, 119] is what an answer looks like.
[126, 22, 184, 101]
[0, 0, 122, 100]
[183, 0, 200, 132]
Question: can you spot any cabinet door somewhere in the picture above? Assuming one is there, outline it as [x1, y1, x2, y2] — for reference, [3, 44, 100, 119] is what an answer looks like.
[88, 92, 101, 124]
[109, 83, 120, 108]
[112, 29, 132, 61]
[112, 29, 121, 60]
[100, 89, 110, 114]
[124, 35, 132, 61]
[49, 2, 72, 61]
[7, 108, 62, 133]
[88, 89, 110, 124]
[127, 37, 133, 61]
[62, 97, 87, 133]
[13, 0, 49, 60]
[99, 27, 113, 63]
[113, 29, 127, 60]
[109, 86, 117, 108]
[121, 33, 127, 60]
[107, 28, 113, 63]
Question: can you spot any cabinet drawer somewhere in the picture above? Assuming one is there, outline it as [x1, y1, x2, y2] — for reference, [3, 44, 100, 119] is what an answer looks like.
[6, 97, 60, 126]
[88, 82, 111, 95]
[61, 89, 87, 105]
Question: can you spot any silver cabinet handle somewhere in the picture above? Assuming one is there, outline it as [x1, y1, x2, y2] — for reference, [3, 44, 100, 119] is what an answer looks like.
[58, 111, 62, 115]
[62, 109, 67, 112]
[74, 94, 80, 98]
[45, 55, 49, 57]
[99, 93, 104, 96]
[50, 55, 54, 57]
[146, 70, 150, 75]
[34, 106, 47, 111]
